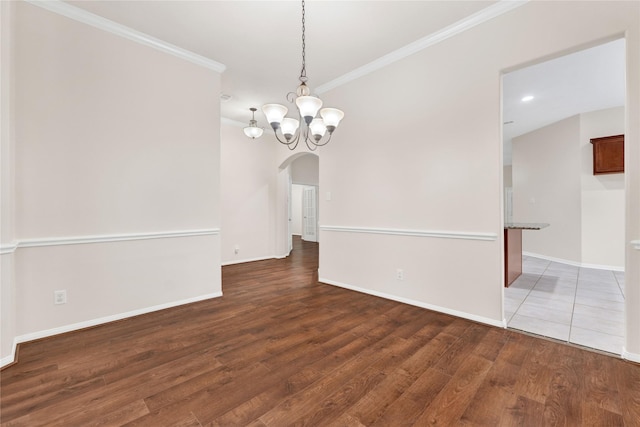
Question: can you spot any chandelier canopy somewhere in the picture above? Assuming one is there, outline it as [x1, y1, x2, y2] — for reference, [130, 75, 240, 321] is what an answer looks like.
[262, 0, 344, 151]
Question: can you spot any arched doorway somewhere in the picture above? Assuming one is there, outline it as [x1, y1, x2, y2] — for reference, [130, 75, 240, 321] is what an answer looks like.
[277, 152, 319, 256]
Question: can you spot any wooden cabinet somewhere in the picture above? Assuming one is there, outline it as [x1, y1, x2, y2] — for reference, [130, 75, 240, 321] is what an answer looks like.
[504, 223, 548, 287]
[504, 228, 522, 287]
[590, 134, 624, 175]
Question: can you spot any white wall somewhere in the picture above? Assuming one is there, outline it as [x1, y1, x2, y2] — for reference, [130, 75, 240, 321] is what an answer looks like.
[580, 107, 625, 268]
[291, 154, 319, 186]
[1, 0, 17, 365]
[317, 0, 640, 357]
[513, 115, 583, 263]
[220, 124, 277, 264]
[2, 2, 222, 363]
[512, 107, 625, 269]
[503, 165, 512, 188]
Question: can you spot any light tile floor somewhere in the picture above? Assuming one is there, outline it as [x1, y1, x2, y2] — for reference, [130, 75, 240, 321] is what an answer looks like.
[505, 256, 625, 355]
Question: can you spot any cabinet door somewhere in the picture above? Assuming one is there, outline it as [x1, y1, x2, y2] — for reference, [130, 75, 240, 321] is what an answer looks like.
[591, 134, 624, 175]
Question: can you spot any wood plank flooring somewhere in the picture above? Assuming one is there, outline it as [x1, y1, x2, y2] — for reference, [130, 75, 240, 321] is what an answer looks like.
[2, 237, 639, 426]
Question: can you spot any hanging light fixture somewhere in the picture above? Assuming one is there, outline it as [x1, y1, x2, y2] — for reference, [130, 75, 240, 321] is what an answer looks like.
[243, 107, 264, 139]
[262, 0, 344, 151]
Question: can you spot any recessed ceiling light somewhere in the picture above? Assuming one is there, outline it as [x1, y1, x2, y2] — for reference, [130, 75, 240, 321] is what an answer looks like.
[521, 95, 534, 102]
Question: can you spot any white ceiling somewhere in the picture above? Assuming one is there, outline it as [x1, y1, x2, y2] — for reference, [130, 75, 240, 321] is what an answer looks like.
[503, 38, 626, 164]
[63, 1, 625, 157]
[65, 0, 497, 123]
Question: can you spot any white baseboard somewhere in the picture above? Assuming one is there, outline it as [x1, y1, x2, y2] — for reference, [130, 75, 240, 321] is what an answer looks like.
[1, 292, 222, 369]
[222, 256, 276, 266]
[523, 252, 624, 272]
[221, 251, 293, 265]
[622, 348, 640, 363]
[319, 277, 506, 329]
[0, 340, 18, 368]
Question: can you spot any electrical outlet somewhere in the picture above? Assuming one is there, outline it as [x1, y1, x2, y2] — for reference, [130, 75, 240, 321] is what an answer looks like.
[396, 269, 404, 281]
[234, 245, 240, 254]
[54, 290, 67, 305]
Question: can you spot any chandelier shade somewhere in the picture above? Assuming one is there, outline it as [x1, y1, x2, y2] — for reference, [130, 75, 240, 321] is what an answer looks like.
[243, 126, 263, 139]
[309, 118, 327, 141]
[261, 0, 344, 151]
[320, 108, 344, 128]
[295, 96, 323, 123]
[281, 118, 300, 140]
[243, 107, 263, 139]
[262, 104, 288, 126]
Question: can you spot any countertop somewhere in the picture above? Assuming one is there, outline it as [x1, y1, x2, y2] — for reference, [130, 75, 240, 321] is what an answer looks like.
[504, 222, 549, 230]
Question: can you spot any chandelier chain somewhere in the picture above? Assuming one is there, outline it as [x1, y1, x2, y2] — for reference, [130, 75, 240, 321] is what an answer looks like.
[299, 0, 307, 83]
[259, 0, 343, 147]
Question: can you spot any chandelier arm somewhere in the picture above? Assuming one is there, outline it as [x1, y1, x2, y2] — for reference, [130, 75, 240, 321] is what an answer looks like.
[272, 129, 296, 146]
[305, 131, 333, 148]
[271, 128, 301, 150]
[305, 137, 319, 151]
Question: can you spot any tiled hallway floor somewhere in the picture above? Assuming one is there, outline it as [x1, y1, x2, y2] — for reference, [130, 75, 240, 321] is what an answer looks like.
[505, 255, 625, 355]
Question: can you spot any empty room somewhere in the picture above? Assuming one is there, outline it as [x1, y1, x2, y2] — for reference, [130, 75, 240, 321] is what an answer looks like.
[1, 0, 639, 425]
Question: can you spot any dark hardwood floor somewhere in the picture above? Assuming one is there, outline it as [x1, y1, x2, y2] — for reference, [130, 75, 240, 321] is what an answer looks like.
[2, 237, 639, 426]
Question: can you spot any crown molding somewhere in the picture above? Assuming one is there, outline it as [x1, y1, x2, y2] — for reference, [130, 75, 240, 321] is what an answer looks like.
[317, 0, 528, 94]
[24, 0, 226, 74]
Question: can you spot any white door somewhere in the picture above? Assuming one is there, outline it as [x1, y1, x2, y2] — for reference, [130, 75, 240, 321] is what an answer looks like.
[302, 186, 317, 242]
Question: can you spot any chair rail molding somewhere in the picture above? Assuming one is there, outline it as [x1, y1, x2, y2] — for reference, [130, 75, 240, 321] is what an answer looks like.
[0, 242, 18, 255]
[4, 229, 220, 250]
[319, 225, 497, 241]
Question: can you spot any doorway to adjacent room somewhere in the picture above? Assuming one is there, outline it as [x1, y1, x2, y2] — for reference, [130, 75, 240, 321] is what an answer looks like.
[501, 38, 627, 355]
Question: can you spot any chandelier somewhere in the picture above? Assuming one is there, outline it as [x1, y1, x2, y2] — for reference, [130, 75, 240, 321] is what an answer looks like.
[243, 107, 264, 139]
[262, 0, 344, 151]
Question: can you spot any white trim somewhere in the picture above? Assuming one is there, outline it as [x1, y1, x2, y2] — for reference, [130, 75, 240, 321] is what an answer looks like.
[222, 255, 276, 266]
[319, 225, 497, 242]
[631, 240, 640, 250]
[0, 340, 18, 368]
[16, 229, 219, 249]
[25, 0, 226, 73]
[523, 251, 624, 272]
[9, 292, 223, 362]
[0, 242, 17, 255]
[221, 117, 248, 128]
[316, 0, 528, 94]
[320, 277, 506, 329]
[622, 348, 640, 363]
